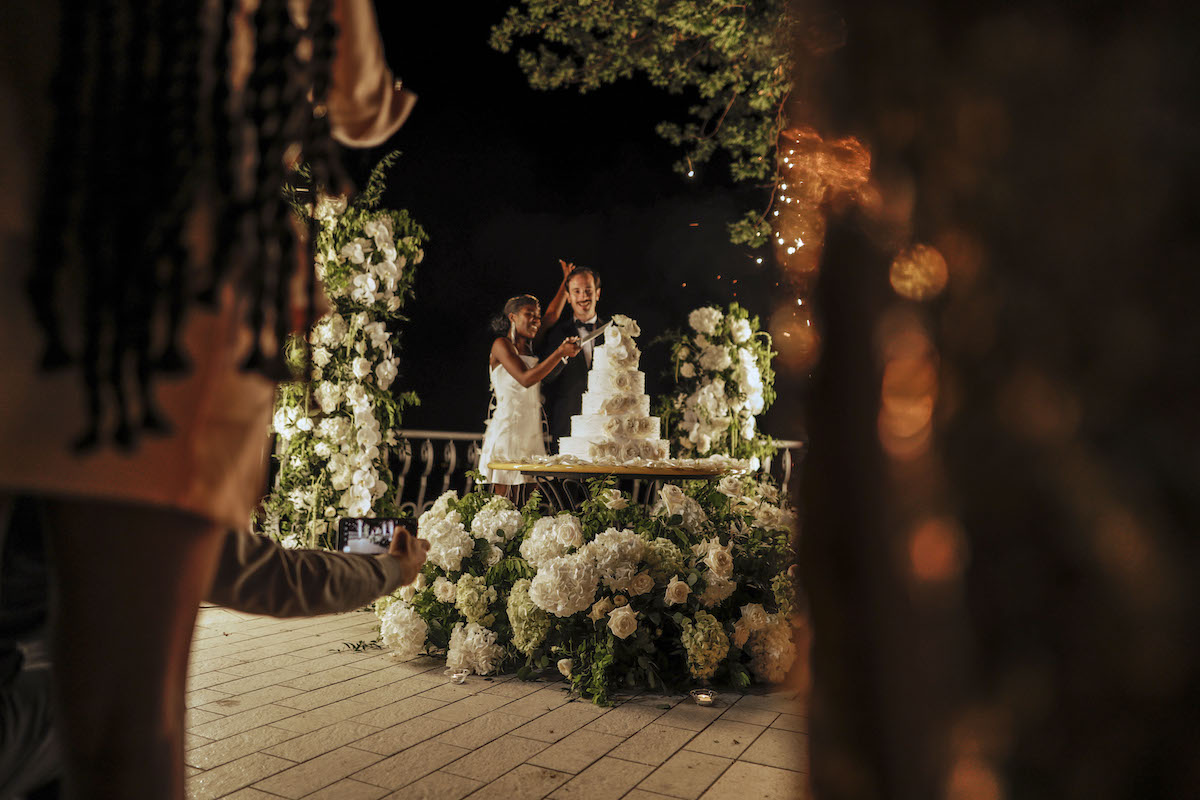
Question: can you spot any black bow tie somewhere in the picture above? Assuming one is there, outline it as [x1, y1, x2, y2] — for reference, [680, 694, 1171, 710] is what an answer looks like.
[578, 322, 595, 332]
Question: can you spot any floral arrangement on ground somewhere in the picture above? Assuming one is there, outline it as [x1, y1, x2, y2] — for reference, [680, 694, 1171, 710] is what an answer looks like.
[261, 155, 427, 550]
[656, 301, 777, 466]
[375, 476, 799, 705]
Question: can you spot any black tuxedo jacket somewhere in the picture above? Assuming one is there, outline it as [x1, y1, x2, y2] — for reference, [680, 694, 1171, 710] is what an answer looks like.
[540, 314, 607, 442]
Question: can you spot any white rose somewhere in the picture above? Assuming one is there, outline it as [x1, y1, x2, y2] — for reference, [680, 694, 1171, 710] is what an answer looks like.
[629, 572, 654, 597]
[601, 489, 628, 510]
[732, 618, 751, 648]
[607, 606, 639, 640]
[688, 307, 723, 336]
[680, 362, 696, 378]
[352, 357, 372, 380]
[740, 603, 770, 631]
[588, 597, 614, 622]
[433, 576, 457, 603]
[730, 318, 752, 343]
[557, 658, 574, 679]
[486, 544, 503, 567]
[704, 541, 735, 579]
[664, 575, 691, 605]
[312, 347, 331, 367]
[717, 476, 744, 499]
[659, 484, 687, 517]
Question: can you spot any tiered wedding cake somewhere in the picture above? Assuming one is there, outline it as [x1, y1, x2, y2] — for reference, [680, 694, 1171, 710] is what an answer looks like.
[558, 316, 671, 462]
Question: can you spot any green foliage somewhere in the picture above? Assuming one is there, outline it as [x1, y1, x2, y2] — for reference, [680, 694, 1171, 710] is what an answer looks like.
[491, 1, 793, 246]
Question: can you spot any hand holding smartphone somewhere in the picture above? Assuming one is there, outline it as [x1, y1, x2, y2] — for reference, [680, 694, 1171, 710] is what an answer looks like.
[336, 516, 417, 555]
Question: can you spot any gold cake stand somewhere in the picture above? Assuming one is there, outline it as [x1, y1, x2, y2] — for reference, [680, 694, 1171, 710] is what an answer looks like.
[487, 462, 726, 511]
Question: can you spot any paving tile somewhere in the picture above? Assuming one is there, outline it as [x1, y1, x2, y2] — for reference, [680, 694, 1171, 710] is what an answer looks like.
[220, 654, 310, 676]
[623, 792, 675, 800]
[382, 770, 482, 800]
[738, 729, 805, 771]
[440, 734, 550, 782]
[548, 756, 654, 800]
[197, 684, 304, 715]
[190, 703, 299, 740]
[354, 674, 446, 708]
[213, 668, 308, 696]
[271, 707, 367, 734]
[425, 692, 513, 723]
[683, 720, 766, 759]
[264, 720, 380, 762]
[638, 750, 732, 799]
[510, 701, 608, 743]
[698, 760, 803, 800]
[253, 746, 384, 798]
[185, 732, 214, 752]
[654, 701, 726, 732]
[608, 723, 696, 766]
[769, 713, 806, 733]
[351, 694, 446, 729]
[300, 778, 388, 799]
[416, 681, 488, 703]
[432, 711, 529, 750]
[718, 705, 779, 727]
[729, 694, 804, 716]
[461, 764, 571, 800]
[185, 752, 293, 800]
[186, 688, 232, 709]
[186, 724, 299, 770]
[186, 709, 225, 730]
[480, 679, 543, 699]
[219, 788, 280, 800]
[525, 728, 624, 774]
[355, 715, 461, 756]
[583, 703, 669, 737]
[187, 670, 242, 691]
[280, 664, 374, 692]
[354, 740, 471, 790]
[494, 687, 571, 718]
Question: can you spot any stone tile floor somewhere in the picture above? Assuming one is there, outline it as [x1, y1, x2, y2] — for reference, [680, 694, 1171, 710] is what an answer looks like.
[185, 606, 809, 800]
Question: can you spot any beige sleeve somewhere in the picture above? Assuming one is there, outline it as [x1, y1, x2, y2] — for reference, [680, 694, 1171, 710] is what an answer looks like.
[326, 0, 417, 148]
[207, 529, 409, 617]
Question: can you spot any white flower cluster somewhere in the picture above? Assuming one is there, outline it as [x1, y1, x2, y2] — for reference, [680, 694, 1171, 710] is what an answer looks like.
[379, 600, 428, 661]
[745, 612, 797, 684]
[419, 504, 474, 574]
[454, 574, 497, 625]
[321, 212, 420, 313]
[470, 497, 524, 544]
[672, 306, 769, 460]
[652, 484, 709, 532]
[519, 513, 584, 568]
[681, 611, 731, 680]
[583, 527, 646, 593]
[528, 552, 599, 617]
[507, 578, 551, 655]
[445, 622, 506, 676]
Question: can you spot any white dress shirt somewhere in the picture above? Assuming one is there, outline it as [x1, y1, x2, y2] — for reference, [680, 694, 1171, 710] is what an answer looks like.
[575, 315, 598, 367]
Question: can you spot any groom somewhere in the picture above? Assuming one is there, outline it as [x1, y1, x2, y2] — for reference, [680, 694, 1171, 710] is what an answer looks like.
[541, 266, 605, 447]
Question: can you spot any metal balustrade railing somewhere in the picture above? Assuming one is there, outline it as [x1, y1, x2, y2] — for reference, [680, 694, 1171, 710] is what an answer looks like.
[390, 429, 805, 517]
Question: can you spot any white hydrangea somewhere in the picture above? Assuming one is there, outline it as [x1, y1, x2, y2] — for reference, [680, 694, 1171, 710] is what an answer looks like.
[688, 307, 724, 336]
[584, 527, 646, 592]
[519, 514, 584, 567]
[421, 510, 474, 573]
[471, 498, 524, 543]
[433, 576, 457, 603]
[746, 613, 797, 684]
[379, 600, 427, 661]
[424, 490, 459, 523]
[455, 574, 497, 625]
[699, 344, 733, 372]
[313, 382, 341, 414]
[445, 622, 506, 676]
[681, 611, 730, 680]
[730, 318, 753, 344]
[529, 553, 598, 617]
[698, 574, 737, 608]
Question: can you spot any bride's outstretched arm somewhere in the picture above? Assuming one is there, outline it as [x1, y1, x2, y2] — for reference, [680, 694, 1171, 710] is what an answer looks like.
[491, 337, 581, 388]
[533, 260, 574, 349]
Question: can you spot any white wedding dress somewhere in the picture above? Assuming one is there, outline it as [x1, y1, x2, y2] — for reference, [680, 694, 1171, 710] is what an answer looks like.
[479, 354, 546, 485]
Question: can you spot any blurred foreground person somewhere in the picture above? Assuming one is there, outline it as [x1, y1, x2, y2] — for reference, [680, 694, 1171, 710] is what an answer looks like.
[0, 498, 429, 797]
[0, 1, 414, 797]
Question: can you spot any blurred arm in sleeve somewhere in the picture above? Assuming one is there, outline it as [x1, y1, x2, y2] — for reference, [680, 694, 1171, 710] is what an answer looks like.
[327, 0, 417, 147]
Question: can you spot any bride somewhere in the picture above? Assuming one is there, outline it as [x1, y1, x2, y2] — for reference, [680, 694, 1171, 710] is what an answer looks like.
[479, 264, 581, 494]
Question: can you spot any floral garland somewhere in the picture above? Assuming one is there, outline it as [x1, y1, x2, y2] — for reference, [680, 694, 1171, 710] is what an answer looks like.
[656, 302, 778, 466]
[260, 158, 427, 550]
[376, 477, 799, 704]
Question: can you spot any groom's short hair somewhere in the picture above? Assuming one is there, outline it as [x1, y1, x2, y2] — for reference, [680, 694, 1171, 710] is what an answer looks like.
[566, 266, 601, 290]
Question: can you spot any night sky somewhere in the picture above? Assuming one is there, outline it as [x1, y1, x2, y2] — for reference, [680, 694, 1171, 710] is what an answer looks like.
[338, 6, 804, 441]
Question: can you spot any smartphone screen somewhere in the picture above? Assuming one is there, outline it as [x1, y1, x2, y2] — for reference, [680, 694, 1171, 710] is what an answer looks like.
[336, 517, 415, 554]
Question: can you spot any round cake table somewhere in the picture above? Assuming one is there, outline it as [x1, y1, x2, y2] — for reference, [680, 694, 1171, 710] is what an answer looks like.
[487, 462, 726, 512]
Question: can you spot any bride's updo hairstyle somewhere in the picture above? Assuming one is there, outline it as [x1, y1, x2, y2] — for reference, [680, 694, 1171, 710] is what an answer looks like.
[490, 294, 539, 336]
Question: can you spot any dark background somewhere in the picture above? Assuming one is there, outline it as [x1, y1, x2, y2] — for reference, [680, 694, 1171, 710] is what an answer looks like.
[340, 5, 803, 440]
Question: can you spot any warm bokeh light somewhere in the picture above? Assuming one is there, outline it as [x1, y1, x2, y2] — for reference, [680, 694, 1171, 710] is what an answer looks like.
[945, 757, 1005, 800]
[878, 314, 939, 460]
[908, 517, 967, 583]
[997, 367, 1080, 442]
[890, 244, 949, 300]
[770, 305, 821, 372]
